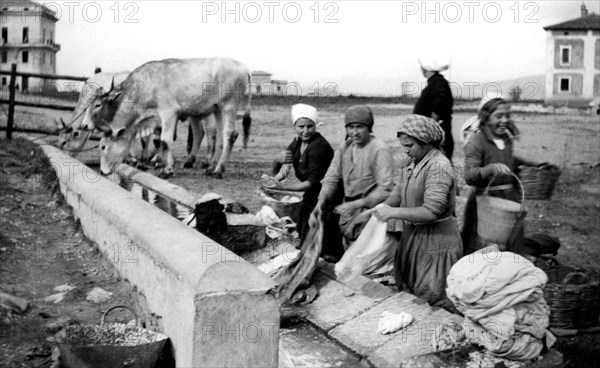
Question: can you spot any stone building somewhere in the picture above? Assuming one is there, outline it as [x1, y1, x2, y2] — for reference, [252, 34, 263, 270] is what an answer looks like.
[543, 3, 600, 107]
[1, 0, 61, 91]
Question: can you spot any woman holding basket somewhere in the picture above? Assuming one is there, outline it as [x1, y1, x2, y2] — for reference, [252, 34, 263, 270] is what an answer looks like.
[461, 98, 547, 256]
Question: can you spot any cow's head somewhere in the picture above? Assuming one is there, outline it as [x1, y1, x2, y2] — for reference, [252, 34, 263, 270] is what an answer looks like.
[90, 79, 124, 135]
[99, 127, 134, 175]
[56, 118, 93, 157]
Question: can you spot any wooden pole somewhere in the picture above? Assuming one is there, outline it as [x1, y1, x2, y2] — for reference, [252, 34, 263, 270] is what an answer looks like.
[6, 64, 17, 140]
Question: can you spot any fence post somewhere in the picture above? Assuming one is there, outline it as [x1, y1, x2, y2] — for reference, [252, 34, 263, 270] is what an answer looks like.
[6, 63, 17, 140]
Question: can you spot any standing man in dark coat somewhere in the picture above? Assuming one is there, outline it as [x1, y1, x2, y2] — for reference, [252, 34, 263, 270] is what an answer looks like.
[413, 58, 454, 161]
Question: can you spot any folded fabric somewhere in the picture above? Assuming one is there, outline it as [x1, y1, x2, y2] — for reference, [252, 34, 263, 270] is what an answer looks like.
[377, 311, 414, 335]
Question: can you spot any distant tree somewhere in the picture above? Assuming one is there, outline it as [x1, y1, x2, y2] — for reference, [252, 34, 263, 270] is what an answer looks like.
[509, 84, 523, 102]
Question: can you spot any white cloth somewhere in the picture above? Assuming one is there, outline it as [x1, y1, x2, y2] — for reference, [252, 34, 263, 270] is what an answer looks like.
[334, 216, 396, 280]
[446, 245, 553, 361]
[377, 311, 414, 335]
[291, 103, 318, 125]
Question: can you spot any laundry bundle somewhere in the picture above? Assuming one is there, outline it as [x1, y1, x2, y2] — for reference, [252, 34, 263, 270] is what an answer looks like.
[446, 246, 556, 361]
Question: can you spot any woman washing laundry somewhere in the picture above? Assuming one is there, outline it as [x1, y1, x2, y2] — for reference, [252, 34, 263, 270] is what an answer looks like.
[263, 104, 341, 257]
[461, 98, 546, 256]
[309, 105, 395, 251]
[369, 114, 462, 310]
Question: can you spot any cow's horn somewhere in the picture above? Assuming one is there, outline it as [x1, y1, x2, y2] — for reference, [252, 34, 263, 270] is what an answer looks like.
[107, 77, 115, 95]
[59, 117, 67, 128]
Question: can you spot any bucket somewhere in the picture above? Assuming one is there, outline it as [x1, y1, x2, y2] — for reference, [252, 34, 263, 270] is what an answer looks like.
[476, 173, 527, 245]
[55, 305, 169, 368]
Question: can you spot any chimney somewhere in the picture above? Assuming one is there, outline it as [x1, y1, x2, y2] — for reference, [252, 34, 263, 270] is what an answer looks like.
[581, 2, 588, 17]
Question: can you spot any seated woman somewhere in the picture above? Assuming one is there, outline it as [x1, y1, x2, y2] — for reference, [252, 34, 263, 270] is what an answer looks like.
[264, 104, 339, 256]
[462, 98, 541, 256]
[371, 114, 462, 309]
[310, 105, 395, 250]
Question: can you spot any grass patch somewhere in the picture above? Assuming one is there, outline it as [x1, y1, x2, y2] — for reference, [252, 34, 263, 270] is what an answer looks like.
[1, 137, 59, 189]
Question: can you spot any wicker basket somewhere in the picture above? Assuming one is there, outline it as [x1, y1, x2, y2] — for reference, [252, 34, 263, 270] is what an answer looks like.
[536, 257, 600, 329]
[258, 188, 302, 223]
[518, 165, 561, 200]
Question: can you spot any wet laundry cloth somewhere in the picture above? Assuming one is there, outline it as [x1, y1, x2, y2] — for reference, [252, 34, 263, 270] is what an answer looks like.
[446, 245, 555, 361]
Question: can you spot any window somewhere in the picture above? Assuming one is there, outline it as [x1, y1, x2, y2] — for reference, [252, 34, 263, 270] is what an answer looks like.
[22, 51, 28, 63]
[2, 27, 7, 44]
[1, 51, 6, 63]
[559, 77, 570, 92]
[560, 45, 571, 66]
[22, 27, 29, 43]
[43, 29, 46, 43]
[2, 77, 6, 86]
[42, 52, 45, 65]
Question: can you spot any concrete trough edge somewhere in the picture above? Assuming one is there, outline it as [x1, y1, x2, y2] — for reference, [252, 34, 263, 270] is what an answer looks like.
[36, 142, 280, 368]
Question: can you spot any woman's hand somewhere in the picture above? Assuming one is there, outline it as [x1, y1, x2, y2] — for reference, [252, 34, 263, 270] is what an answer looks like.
[275, 150, 293, 164]
[309, 203, 324, 229]
[261, 181, 280, 190]
[483, 163, 512, 177]
[334, 201, 358, 218]
[372, 203, 396, 222]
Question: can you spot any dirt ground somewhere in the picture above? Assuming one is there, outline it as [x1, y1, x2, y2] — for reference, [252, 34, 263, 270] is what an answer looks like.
[0, 138, 158, 368]
[1, 100, 599, 367]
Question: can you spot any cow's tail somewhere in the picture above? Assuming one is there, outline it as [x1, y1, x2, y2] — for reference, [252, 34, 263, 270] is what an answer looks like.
[242, 73, 252, 149]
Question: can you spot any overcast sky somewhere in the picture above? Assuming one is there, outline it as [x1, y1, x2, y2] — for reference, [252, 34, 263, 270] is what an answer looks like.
[48, 0, 600, 96]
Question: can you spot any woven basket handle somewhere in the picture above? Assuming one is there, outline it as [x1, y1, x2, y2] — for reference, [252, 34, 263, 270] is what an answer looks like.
[483, 172, 526, 216]
[562, 272, 588, 285]
[101, 305, 141, 327]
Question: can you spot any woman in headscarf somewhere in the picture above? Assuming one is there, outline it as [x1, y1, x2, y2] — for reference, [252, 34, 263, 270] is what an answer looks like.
[462, 98, 541, 256]
[413, 57, 455, 161]
[461, 97, 520, 146]
[309, 105, 395, 250]
[265, 104, 338, 253]
[371, 114, 462, 309]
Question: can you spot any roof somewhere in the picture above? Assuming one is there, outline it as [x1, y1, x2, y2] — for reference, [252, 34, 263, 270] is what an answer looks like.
[0, 0, 59, 21]
[251, 70, 272, 76]
[271, 79, 288, 84]
[544, 13, 600, 31]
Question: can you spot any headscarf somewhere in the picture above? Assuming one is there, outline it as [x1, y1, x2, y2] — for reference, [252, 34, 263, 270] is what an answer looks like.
[397, 114, 445, 146]
[344, 105, 374, 130]
[291, 103, 318, 125]
[418, 56, 450, 73]
[461, 98, 520, 144]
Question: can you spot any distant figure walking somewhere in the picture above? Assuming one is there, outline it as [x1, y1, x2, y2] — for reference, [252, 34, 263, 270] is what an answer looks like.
[413, 56, 454, 161]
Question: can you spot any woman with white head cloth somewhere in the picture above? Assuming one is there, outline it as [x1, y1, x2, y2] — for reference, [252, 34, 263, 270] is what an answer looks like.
[264, 104, 339, 255]
[413, 55, 455, 161]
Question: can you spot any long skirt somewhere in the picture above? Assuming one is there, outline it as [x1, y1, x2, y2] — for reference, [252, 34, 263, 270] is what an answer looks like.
[394, 217, 462, 309]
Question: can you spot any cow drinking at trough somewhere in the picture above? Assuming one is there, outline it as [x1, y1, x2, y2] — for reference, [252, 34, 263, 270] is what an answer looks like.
[58, 71, 129, 156]
[91, 57, 252, 178]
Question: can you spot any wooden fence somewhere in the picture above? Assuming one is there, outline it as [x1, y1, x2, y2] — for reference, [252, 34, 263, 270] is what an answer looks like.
[0, 63, 88, 139]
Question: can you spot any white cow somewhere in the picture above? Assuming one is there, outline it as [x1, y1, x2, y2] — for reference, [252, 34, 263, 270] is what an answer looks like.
[91, 57, 252, 178]
[59, 71, 222, 169]
[58, 72, 130, 156]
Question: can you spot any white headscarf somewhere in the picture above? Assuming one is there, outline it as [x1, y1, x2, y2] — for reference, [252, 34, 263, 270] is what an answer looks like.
[291, 104, 318, 125]
[418, 57, 450, 73]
